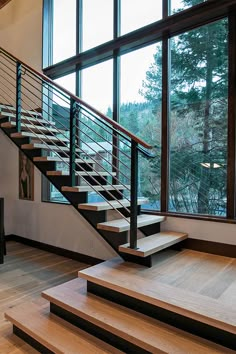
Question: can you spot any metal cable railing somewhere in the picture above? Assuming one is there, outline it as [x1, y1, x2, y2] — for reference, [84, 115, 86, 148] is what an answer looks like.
[0, 46, 156, 249]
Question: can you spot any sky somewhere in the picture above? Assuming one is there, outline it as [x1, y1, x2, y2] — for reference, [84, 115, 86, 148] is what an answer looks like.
[53, 0, 202, 112]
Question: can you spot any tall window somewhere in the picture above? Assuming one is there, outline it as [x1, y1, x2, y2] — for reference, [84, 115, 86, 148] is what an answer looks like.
[120, 44, 162, 210]
[170, 0, 206, 14]
[169, 19, 228, 216]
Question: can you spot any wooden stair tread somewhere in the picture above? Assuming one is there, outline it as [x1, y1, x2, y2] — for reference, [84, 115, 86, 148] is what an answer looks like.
[0, 113, 55, 125]
[47, 170, 116, 176]
[1, 121, 63, 133]
[78, 258, 236, 335]
[119, 231, 188, 257]
[5, 302, 123, 354]
[42, 278, 233, 354]
[21, 143, 72, 151]
[61, 184, 130, 192]
[0, 105, 40, 116]
[33, 156, 95, 164]
[78, 198, 148, 211]
[11, 132, 69, 142]
[97, 214, 165, 232]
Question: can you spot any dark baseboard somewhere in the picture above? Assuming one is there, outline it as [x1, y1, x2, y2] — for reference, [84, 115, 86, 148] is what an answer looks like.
[5, 234, 102, 265]
[183, 238, 236, 258]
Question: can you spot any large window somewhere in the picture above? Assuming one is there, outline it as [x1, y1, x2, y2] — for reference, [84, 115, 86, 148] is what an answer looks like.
[43, 0, 236, 220]
[169, 20, 228, 216]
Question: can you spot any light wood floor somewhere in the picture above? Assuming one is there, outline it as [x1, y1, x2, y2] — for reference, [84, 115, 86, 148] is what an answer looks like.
[0, 241, 89, 353]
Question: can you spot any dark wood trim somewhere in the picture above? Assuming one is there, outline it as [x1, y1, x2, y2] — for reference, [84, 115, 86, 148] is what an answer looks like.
[5, 234, 102, 265]
[44, 0, 235, 79]
[227, 9, 236, 218]
[161, 35, 169, 212]
[183, 238, 236, 258]
[143, 209, 236, 224]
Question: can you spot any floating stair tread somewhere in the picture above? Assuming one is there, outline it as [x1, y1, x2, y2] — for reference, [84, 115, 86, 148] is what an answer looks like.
[33, 156, 95, 164]
[0, 113, 55, 125]
[79, 258, 236, 335]
[11, 132, 69, 142]
[97, 214, 165, 232]
[1, 121, 63, 133]
[78, 198, 148, 211]
[5, 303, 123, 354]
[119, 231, 188, 257]
[21, 143, 72, 151]
[0, 105, 40, 116]
[42, 278, 232, 354]
[61, 184, 130, 193]
[47, 170, 116, 176]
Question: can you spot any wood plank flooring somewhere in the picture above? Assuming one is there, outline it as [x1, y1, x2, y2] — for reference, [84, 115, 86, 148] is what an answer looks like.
[0, 241, 89, 353]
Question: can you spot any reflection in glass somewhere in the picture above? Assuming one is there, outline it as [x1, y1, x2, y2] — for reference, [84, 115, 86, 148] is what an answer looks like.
[171, 0, 206, 14]
[120, 44, 162, 210]
[169, 19, 228, 216]
[120, 0, 162, 35]
[82, 0, 113, 51]
[53, 0, 76, 64]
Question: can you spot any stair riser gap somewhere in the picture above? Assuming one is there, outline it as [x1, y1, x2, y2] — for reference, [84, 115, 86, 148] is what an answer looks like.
[13, 326, 54, 354]
[83, 175, 108, 186]
[50, 303, 150, 354]
[139, 222, 160, 236]
[34, 161, 56, 172]
[100, 190, 125, 201]
[87, 281, 236, 351]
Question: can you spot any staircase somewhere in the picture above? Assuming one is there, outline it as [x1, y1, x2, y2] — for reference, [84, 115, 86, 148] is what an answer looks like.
[2, 47, 235, 352]
[0, 46, 188, 267]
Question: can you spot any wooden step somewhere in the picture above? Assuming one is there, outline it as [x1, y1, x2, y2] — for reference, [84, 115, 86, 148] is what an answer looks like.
[0, 105, 40, 116]
[78, 198, 148, 211]
[1, 121, 63, 134]
[42, 279, 234, 354]
[33, 156, 95, 164]
[21, 143, 81, 153]
[22, 143, 71, 151]
[119, 231, 188, 257]
[97, 214, 165, 232]
[0, 113, 55, 125]
[5, 303, 122, 354]
[11, 131, 69, 142]
[79, 258, 236, 336]
[47, 170, 116, 177]
[61, 184, 130, 193]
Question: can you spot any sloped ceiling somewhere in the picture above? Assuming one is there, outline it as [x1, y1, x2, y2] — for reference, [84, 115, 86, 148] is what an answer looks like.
[0, 0, 12, 10]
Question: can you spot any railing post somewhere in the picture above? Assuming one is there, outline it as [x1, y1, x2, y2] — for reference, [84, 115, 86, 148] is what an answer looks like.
[16, 61, 22, 132]
[130, 140, 138, 249]
[70, 98, 76, 186]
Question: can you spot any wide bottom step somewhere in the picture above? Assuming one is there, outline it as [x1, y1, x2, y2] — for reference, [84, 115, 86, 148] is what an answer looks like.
[5, 302, 123, 354]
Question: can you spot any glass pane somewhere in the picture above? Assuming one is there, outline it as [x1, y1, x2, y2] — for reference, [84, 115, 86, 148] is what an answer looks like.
[171, 0, 206, 14]
[82, 0, 113, 51]
[120, 0, 162, 35]
[81, 60, 113, 199]
[53, 0, 76, 64]
[120, 44, 162, 210]
[169, 19, 228, 216]
[82, 60, 113, 115]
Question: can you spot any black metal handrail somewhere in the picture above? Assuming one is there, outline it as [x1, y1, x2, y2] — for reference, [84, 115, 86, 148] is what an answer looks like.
[0, 47, 156, 250]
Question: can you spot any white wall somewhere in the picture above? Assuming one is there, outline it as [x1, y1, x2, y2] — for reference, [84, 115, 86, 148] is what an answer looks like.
[0, 0, 235, 255]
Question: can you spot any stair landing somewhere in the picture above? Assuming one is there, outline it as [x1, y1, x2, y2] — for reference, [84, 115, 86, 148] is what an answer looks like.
[79, 251, 236, 337]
